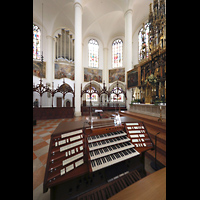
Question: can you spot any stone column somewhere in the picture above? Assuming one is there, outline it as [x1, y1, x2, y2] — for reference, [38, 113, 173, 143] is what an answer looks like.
[124, 9, 133, 110]
[46, 35, 54, 107]
[124, 9, 133, 75]
[74, 0, 83, 116]
[103, 48, 108, 86]
[46, 35, 53, 83]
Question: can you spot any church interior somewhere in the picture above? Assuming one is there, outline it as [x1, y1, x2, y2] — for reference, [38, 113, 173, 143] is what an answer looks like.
[33, 0, 166, 199]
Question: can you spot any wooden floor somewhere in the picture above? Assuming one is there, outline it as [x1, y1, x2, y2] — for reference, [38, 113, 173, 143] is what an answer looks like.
[120, 111, 166, 167]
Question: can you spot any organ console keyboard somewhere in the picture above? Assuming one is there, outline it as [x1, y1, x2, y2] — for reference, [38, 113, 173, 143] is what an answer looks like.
[43, 116, 154, 200]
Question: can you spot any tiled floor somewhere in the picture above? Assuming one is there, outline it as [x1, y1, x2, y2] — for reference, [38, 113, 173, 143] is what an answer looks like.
[33, 116, 87, 200]
[33, 116, 155, 200]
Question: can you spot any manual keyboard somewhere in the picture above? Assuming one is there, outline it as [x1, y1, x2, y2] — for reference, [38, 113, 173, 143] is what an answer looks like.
[90, 148, 139, 172]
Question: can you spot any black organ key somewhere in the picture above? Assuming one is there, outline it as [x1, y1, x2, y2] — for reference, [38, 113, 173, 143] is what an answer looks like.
[130, 148, 135, 153]
[104, 147, 109, 152]
[112, 145, 117, 150]
[108, 146, 112, 151]
[123, 150, 128, 155]
[119, 152, 124, 157]
[102, 157, 106, 163]
[111, 154, 116, 160]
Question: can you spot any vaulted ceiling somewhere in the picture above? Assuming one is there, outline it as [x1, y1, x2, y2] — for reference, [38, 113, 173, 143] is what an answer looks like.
[33, 0, 152, 47]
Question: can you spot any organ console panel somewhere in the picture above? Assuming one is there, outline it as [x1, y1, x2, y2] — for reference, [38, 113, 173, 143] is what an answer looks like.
[43, 116, 154, 200]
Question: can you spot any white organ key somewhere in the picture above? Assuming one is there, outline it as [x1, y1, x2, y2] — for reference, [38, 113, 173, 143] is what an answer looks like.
[58, 139, 66, 146]
[66, 151, 68, 157]
[55, 142, 57, 147]
[130, 134, 139, 138]
[66, 164, 74, 172]
[62, 152, 83, 166]
[126, 123, 139, 126]
[143, 143, 146, 147]
[60, 168, 65, 176]
[75, 159, 84, 168]
[61, 129, 82, 139]
[60, 140, 83, 152]
[139, 134, 145, 137]
[76, 147, 78, 152]
[80, 146, 83, 151]
[132, 139, 139, 143]
[71, 149, 75, 154]
[70, 135, 81, 142]
[129, 130, 142, 134]
[133, 126, 145, 129]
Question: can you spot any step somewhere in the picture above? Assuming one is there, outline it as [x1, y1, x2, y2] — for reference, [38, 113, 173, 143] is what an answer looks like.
[121, 111, 166, 124]
[150, 137, 166, 157]
[148, 132, 166, 145]
[120, 111, 166, 132]
[145, 149, 166, 167]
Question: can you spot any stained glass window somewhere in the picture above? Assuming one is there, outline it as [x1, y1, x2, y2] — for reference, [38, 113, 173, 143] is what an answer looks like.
[86, 93, 98, 101]
[88, 39, 99, 68]
[112, 39, 123, 68]
[33, 24, 41, 60]
[138, 23, 149, 62]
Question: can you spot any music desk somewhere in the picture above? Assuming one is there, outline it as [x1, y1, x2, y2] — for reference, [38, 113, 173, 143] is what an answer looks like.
[108, 167, 166, 200]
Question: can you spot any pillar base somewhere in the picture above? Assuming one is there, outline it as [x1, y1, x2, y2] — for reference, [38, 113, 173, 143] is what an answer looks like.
[74, 111, 82, 117]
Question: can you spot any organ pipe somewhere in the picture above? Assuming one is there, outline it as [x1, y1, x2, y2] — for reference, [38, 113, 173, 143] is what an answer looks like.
[55, 29, 74, 62]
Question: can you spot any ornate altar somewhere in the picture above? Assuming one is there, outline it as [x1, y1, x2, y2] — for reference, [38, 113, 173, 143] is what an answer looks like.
[138, 0, 166, 104]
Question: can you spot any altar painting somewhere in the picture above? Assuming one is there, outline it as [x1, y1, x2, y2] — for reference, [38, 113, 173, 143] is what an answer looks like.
[55, 63, 74, 80]
[84, 68, 102, 83]
[127, 69, 138, 89]
[33, 61, 46, 78]
[109, 68, 125, 83]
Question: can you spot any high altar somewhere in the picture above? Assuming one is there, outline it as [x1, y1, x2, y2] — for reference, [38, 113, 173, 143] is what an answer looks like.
[127, 0, 166, 104]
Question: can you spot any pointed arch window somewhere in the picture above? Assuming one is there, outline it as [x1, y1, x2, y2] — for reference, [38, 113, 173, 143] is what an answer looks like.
[112, 39, 123, 68]
[33, 24, 41, 60]
[138, 23, 149, 62]
[88, 39, 99, 68]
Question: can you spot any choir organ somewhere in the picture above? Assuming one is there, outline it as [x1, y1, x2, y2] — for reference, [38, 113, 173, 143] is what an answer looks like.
[55, 28, 74, 61]
[43, 116, 154, 200]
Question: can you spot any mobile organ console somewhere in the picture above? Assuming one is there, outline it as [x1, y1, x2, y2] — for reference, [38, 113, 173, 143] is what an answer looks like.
[43, 117, 154, 199]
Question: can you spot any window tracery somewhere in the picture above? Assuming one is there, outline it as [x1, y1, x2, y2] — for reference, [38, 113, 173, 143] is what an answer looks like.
[112, 39, 123, 68]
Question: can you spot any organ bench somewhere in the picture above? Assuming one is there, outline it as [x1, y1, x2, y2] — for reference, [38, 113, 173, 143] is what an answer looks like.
[43, 116, 154, 200]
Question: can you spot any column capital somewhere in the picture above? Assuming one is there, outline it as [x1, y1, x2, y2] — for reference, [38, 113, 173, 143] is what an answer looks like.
[46, 35, 53, 39]
[74, 0, 83, 11]
[124, 9, 133, 18]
